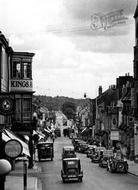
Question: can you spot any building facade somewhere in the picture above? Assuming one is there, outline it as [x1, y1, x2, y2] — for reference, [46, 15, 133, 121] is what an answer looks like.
[0, 31, 35, 168]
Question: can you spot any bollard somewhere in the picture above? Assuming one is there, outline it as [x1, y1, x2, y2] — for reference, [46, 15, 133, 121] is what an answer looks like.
[23, 160, 28, 190]
[0, 175, 5, 190]
[0, 159, 12, 190]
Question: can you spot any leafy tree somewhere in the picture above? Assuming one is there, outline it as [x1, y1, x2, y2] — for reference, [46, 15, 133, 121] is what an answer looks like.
[61, 102, 76, 120]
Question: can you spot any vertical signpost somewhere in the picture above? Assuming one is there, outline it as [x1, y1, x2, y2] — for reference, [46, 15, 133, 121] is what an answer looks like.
[23, 158, 28, 190]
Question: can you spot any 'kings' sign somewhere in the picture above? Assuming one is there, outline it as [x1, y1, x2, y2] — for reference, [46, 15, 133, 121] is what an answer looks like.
[9, 79, 32, 92]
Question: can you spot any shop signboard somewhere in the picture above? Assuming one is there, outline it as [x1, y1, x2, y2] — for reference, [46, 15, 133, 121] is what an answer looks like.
[0, 96, 14, 115]
[110, 131, 120, 140]
[9, 79, 32, 92]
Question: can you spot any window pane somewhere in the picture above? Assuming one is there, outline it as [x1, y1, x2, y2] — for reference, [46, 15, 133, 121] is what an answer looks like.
[15, 98, 21, 121]
[13, 62, 21, 78]
[23, 98, 32, 121]
[23, 62, 31, 78]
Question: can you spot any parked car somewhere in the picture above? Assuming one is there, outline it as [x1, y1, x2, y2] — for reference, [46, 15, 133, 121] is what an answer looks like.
[62, 146, 76, 159]
[54, 127, 61, 137]
[77, 142, 89, 153]
[37, 142, 54, 161]
[63, 128, 69, 137]
[61, 157, 83, 183]
[91, 147, 106, 163]
[107, 150, 128, 173]
[99, 149, 113, 168]
[73, 139, 83, 152]
[86, 145, 97, 158]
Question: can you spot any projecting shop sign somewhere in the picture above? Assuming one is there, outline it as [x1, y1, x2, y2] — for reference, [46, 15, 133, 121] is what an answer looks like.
[4, 139, 23, 158]
[110, 131, 120, 140]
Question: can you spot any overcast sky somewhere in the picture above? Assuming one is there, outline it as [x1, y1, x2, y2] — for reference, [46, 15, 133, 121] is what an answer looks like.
[0, 0, 137, 98]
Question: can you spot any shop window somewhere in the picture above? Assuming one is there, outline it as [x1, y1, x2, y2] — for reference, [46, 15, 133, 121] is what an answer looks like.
[15, 97, 32, 123]
[23, 98, 32, 122]
[15, 98, 22, 121]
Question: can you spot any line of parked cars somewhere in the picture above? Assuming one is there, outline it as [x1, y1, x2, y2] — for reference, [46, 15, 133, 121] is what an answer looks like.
[72, 137, 129, 174]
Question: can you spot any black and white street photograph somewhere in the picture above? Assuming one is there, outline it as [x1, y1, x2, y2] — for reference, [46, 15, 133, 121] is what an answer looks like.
[0, 0, 138, 190]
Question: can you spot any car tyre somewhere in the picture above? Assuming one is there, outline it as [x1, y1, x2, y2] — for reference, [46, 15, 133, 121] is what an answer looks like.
[79, 177, 82, 182]
[38, 157, 41, 162]
[109, 164, 113, 173]
[62, 178, 65, 183]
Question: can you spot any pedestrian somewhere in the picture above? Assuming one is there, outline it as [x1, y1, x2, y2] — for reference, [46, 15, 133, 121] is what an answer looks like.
[51, 132, 55, 143]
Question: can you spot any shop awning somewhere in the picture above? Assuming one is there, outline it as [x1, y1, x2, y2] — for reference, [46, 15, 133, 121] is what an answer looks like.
[33, 130, 45, 140]
[2, 129, 30, 157]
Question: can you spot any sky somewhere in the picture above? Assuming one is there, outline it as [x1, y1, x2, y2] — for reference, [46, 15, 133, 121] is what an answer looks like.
[0, 0, 137, 99]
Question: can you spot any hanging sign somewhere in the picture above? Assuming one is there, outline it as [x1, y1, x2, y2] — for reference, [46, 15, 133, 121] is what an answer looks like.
[0, 97, 14, 115]
[4, 139, 23, 158]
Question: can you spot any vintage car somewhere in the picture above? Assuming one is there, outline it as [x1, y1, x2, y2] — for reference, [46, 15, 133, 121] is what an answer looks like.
[107, 150, 128, 173]
[91, 147, 106, 163]
[77, 142, 89, 153]
[62, 146, 76, 159]
[37, 142, 54, 161]
[61, 157, 83, 183]
[72, 137, 79, 146]
[54, 127, 61, 137]
[86, 145, 97, 158]
[73, 139, 84, 152]
[99, 150, 113, 168]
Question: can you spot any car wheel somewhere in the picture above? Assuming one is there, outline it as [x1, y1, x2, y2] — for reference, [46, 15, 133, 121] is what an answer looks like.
[62, 178, 65, 183]
[107, 165, 109, 171]
[79, 177, 82, 182]
[109, 164, 114, 173]
[117, 163, 125, 172]
[124, 169, 128, 174]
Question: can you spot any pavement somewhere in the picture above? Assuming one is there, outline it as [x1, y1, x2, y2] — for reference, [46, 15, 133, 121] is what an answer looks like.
[4, 156, 138, 190]
[5, 160, 42, 190]
[127, 159, 138, 177]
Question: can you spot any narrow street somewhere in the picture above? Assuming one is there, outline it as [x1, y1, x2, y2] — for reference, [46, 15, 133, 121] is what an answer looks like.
[38, 136, 138, 190]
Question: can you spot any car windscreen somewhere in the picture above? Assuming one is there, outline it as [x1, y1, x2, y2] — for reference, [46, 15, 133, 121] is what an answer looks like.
[65, 150, 75, 154]
[66, 161, 78, 168]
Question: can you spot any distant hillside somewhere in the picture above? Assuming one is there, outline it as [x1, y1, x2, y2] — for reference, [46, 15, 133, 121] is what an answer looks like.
[33, 95, 86, 111]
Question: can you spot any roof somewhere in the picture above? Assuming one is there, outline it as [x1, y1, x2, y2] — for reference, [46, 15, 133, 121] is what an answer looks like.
[63, 146, 74, 150]
[63, 157, 80, 161]
[38, 141, 53, 145]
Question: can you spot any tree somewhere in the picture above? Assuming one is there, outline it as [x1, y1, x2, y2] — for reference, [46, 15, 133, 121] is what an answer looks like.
[61, 102, 76, 120]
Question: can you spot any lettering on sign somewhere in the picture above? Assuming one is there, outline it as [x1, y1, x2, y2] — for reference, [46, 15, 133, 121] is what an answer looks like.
[90, 9, 128, 31]
[10, 80, 32, 91]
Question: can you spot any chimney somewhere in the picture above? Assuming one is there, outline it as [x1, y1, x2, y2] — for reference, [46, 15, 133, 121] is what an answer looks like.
[98, 86, 102, 96]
